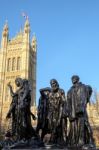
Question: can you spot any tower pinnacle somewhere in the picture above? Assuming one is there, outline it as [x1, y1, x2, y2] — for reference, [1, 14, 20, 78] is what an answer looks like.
[24, 18, 30, 33]
[1, 21, 9, 49]
[3, 21, 9, 37]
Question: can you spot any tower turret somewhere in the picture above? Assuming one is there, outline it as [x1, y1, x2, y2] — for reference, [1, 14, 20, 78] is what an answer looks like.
[31, 35, 37, 106]
[1, 21, 9, 49]
[22, 19, 30, 78]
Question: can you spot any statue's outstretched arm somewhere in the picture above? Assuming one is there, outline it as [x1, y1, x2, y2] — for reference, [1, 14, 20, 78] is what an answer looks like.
[7, 83, 15, 97]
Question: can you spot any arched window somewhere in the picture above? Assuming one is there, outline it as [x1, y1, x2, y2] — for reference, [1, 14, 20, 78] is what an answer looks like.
[7, 58, 11, 71]
[12, 57, 16, 71]
[17, 57, 21, 70]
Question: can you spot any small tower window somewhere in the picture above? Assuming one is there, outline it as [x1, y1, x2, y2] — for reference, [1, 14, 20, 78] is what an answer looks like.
[17, 57, 21, 70]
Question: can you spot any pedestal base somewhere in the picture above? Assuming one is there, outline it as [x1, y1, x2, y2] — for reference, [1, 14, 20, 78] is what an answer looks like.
[0, 139, 98, 150]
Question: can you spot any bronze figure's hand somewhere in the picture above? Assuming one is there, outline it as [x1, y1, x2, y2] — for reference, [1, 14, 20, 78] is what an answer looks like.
[7, 82, 11, 88]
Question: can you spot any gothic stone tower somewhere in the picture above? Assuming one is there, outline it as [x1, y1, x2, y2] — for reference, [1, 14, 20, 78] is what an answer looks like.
[0, 19, 37, 131]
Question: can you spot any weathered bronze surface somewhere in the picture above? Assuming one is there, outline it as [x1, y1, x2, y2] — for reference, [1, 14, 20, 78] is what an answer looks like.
[0, 77, 97, 149]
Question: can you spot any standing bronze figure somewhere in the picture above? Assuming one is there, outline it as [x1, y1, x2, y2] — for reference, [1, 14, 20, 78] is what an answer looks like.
[36, 87, 51, 140]
[67, 75, 95, 149]
[6, 82, 18, 137]
[47, 79, 67, 145]
[6, 78, 36, 140]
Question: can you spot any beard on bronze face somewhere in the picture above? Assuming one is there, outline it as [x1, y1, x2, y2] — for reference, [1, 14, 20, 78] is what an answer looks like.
[72, 79, 78, 85]
[51, 84, 59, 92]
[71, 75, 79, 85]
[50, 79, 59, 92]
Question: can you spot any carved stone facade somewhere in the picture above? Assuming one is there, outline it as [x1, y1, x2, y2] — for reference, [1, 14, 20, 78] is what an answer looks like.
[0, 19, 37, 131]
[87, 101, 99, 146]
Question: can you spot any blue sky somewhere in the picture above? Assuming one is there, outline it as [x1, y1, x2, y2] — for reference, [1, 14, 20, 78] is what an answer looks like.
[0, 0, 99, 104]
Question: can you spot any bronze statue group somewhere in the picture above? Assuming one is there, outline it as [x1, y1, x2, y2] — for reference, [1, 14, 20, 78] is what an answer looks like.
[36, 76, 95, 149]
[1, 75, 96, 149]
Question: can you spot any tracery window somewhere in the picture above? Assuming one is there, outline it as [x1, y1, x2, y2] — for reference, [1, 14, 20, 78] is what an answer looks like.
[17, 57, 21, 70]
[7, 58, 11, 71]
[12, 57, 16, 71]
